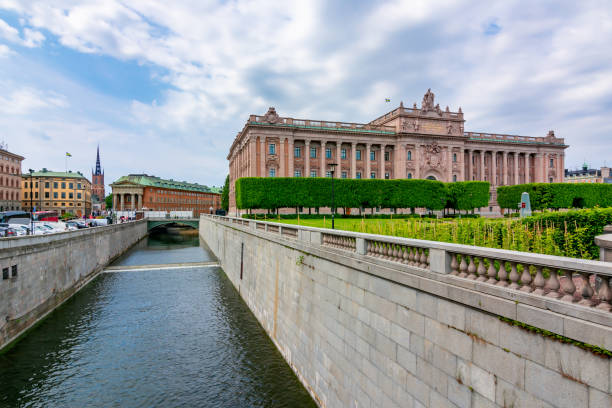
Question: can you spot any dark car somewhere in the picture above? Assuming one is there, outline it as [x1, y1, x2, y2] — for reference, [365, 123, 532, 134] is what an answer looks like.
[215, 209, 226, 216]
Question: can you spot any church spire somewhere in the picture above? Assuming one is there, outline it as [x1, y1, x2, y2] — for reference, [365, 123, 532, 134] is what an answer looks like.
[95, 144, 102, 175]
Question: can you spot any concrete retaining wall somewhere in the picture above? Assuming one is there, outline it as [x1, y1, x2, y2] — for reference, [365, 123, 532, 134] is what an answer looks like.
[200, 216, 611, 408]
[0, 221, 147, 351]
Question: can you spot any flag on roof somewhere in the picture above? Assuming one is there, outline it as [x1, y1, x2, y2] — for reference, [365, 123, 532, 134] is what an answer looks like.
[65, 152, 72, 157]
[385, 98, 391, 102]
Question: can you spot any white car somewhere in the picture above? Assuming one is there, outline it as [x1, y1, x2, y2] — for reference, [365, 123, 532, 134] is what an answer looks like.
[9, 224, 30, 236]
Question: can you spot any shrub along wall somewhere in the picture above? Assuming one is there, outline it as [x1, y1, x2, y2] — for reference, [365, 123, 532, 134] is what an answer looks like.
[497, 183, 612, 210]
[235, 178, 489, 212]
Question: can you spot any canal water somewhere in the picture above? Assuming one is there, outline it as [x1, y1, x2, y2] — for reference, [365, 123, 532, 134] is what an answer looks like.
[0, 230, 316, 407]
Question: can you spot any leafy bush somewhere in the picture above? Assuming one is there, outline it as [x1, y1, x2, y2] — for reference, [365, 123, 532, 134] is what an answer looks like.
[497, 183, 612, 210]
[221, 175, 229, 211]
[235, 178, 488, 212]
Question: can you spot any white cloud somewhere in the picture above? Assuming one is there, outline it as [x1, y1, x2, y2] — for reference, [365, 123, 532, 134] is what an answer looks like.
[0, 0, 611, 183]
[0, 85, 68, 115]
[0, 43, 14, 57]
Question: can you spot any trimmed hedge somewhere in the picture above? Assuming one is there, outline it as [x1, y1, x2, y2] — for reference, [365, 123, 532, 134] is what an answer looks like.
[497, 183, 612, 210]
[235, 178, 489, 211]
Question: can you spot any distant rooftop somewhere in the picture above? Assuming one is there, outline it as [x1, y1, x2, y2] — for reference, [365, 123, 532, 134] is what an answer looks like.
[28, 169, 88, 179]
[113, 174, 221, 194]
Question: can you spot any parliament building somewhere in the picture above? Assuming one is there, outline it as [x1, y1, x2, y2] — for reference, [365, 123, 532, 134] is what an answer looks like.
[227, 90, 568, 214]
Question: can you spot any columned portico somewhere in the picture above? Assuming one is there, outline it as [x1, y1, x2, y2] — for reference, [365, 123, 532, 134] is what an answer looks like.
[321, 140, 327, 177]
[305, 140, 311, 177]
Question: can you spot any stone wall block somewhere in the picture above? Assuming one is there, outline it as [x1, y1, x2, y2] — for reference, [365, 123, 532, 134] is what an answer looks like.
[495, 377, 554, 408]
[395, 305, 425, 337]
[469, 363, 496, 403]
[416, 356, 448, 396]
[397, 344, 417, 375]
[437, 298, 466, 331]
[589, 387, 612, 408]
[447, 377, 472, 408]
[473, 340, 525, 389]
[416, 292, 438, 320]
[499, 320, 546, 365]
[465, 309, 500, 345]
[424, 317, 472, 361]
[525, 360, 588, 408]
[516, 303, 564, 334]
[543, 337, 609, 392]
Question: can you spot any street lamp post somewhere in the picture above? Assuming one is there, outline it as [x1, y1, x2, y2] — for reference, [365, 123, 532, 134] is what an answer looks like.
[28, 169, 34, 235]
[329, 163, 337, 229]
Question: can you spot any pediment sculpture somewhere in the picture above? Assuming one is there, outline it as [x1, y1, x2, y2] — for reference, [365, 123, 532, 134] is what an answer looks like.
[263, 107, 281, 124]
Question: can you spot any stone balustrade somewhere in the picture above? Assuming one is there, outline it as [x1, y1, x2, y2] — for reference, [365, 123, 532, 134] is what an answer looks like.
[466, 131, 566, 145]
[248, 115, 396, 133]
[208, 215, 612, 332]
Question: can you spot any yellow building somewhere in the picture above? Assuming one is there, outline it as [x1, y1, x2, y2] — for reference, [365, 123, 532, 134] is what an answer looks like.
[21, 169, 92, 216]
[564, 164, 612, 184]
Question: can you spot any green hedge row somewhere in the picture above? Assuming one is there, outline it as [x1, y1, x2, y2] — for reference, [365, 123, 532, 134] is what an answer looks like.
[235, 178, 490, 211]
[497, 183, 612, 210]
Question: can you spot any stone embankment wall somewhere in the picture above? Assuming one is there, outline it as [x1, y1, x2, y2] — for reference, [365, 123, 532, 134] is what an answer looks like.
[200, 216, 611, 408]
[0, 221, 147, 351]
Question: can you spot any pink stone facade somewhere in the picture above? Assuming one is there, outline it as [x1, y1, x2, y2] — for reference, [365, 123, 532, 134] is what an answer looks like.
[0, 147, 24, 211]
[228, 90, 567, 214]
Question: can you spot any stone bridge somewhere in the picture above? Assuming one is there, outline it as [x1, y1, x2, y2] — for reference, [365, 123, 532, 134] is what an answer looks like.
[146, 218, 199, 231]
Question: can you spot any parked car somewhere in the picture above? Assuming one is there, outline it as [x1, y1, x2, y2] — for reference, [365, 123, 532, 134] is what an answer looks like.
[66, 221, 85, 230]
[0, 226, 18, 237]
[9, 224, 30, 236]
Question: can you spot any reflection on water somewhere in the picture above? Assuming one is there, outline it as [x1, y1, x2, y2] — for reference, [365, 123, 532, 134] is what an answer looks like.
[0, 232, 316, 408]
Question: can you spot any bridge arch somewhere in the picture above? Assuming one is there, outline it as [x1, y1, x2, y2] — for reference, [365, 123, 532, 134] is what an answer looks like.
[146, 219, 199, 231]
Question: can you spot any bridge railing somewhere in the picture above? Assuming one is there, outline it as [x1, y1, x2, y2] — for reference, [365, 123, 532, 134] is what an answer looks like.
[203, 214, 612, 334]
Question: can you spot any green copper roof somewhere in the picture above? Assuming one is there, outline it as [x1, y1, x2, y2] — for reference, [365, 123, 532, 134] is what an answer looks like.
[27, 169, 88, 179]
[113, 174, 220, 194]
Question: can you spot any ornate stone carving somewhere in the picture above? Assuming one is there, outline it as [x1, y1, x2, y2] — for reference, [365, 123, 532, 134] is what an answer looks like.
[424, 141, 443, 168]
[263, 107, 281, 124]
[401, 119, 420, 132]
[421, 88, 435, 112]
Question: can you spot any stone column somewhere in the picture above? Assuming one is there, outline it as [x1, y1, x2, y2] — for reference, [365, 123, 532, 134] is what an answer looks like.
[468, 149, 473, 181]
[447, 147, 453, 181]
[305, 140, 311, 177]
[366, 143, 371, 178]
[459, 148, 465, 181]
[503, 151, 508, 185]
[526, 154, 531, 184]
[113, 193, 117, 210]
[380, 144, 385, 179]
[288, 138, 294, 177]
[351, 142, 357, 178]
[337, 142, 342, 178]
[558, 153, 565, 182]
[491, 151, 497, 185]
[514, 152, 520, 185]
[249, 139, 257, 177]
[534, 153, 542, 183]
[260, 137, 266, 177]
[279, 139, 285, 177]
[321, 140, 326, 177]
[118, 193, 123, 211]
[542, 152, 548, 183]
[480, 150, 485, 181]
[415, 145, 421, 179]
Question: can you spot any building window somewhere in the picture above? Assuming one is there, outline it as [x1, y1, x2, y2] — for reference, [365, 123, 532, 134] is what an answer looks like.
[310, 170, 317, 177]
[453, 175, 457, 182]
[549, 177, 553, 183]
[385, 172, 390, 179]
[325, 148, 332, 159]
[45, 192, 49, 198]
[24, 181, 28, 188]
[77, 183, 81, 189]
[356, 150, 362, 160]
[45, 182, 49, 188]
[294, 146, 301, 158]
[269, 168, 276, 177]
[35, 182, 38, 188]
[326, 171, 332, 178]
[77, 193, 82, 199]
[54, 192, 58, 199]
[453, 153, 457, 162]
[69, 193, 73, 199]
[341, 171, 347, 179]
[54, 182, 58, 188]
[384, 151, 390, 161]
[69, 183, 73, 189]
[407, 172, 412, 179]
[310, 147, 317, 158]
[356, 172, 362, 179]
[35, 192, 38, 199]
[407, 151, 412, 161]
[341, 149, 346, 160]
[370, 172, 376, 179]
[294, 170, 301, 177]
[550, 158, 554, 168]
[370, 151, 376, 161]
[61, 182, 66, 189]
[269, 144, 276, 155]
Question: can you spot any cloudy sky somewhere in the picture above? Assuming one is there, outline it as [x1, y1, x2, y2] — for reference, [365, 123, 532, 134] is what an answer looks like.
[0, 0, 611, 191]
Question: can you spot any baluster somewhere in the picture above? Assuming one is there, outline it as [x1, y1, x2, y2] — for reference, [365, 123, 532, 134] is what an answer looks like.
[366, 241, 373, 256]
[467, 256, 477, 279]
[532, 266, 545, 295]
[425, 251, 430, 268]
[450, 254, 458, 275]
[373, 242, 380, 257]
[596, 275, 612, 311]
[496, 262, 508, 287]
[545, 269, 562, 298]
[486, 259, 497, 284]
[508, 262, 520, 289]
[476, 258, 487, 282]
[520, 264, 533, 293]
[402, 246, 409, 264]
[560, 270, 576, 302]
[577, 272, 594, 306]
[459, 255, 468, 277]
[392, 245, 399, 262]
[409, 247, 416, 265]
[419, 249, 427, 268]
[380, 243, 387, 259]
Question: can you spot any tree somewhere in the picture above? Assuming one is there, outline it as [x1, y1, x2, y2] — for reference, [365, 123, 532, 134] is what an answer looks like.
[105, 194, 113, 209]
[221, 175, 230, 211]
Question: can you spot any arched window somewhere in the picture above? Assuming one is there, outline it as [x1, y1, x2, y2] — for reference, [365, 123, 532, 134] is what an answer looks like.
[407, 151, 412, 161]
[453, 175, 457, 182]
[407, 172, 412, 179]
[426, 175, 436, 180]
